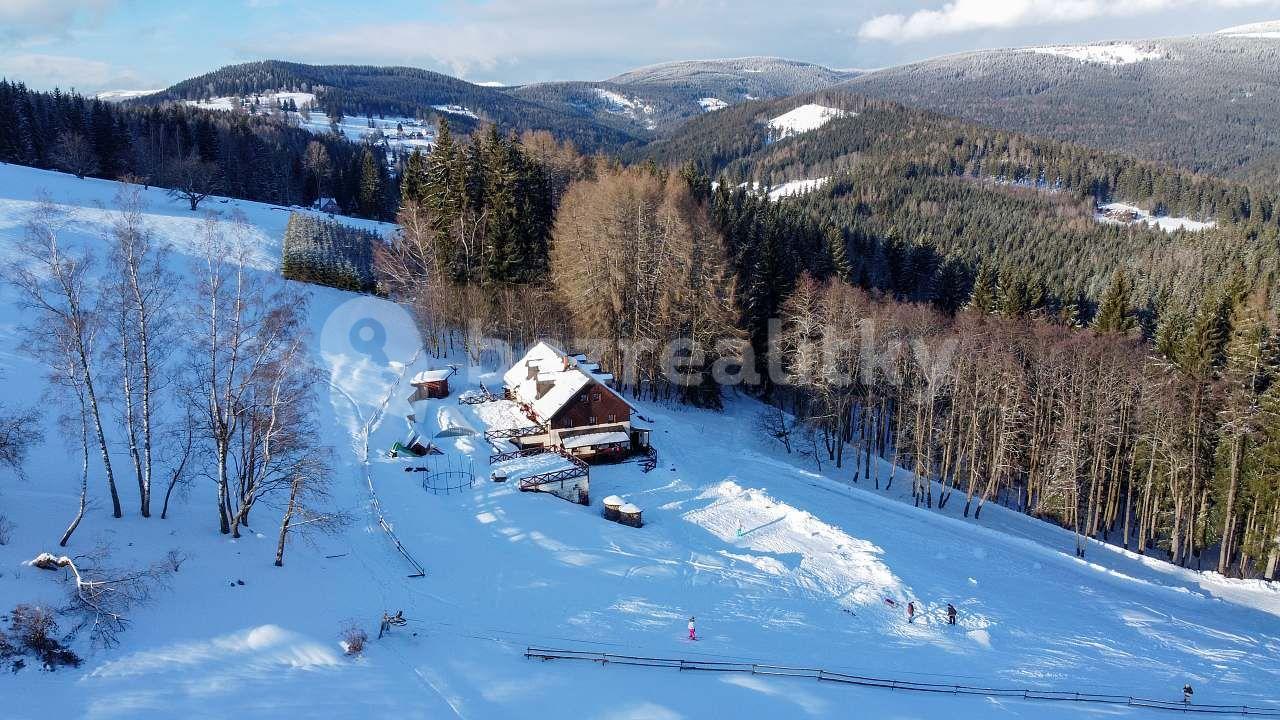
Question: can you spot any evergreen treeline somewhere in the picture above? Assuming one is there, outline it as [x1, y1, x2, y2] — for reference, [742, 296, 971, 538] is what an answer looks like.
[398, 121, 568, 285]
[0, 80, 396, 220]
[281, 213, 381, 292]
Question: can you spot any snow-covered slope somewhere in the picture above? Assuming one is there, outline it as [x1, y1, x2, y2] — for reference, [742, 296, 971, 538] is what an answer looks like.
[1, 164, 1278, 718]
[1217, 20, 1280, 39]
[767, 104, 850, 140]
[1028, 43, 1166, 65]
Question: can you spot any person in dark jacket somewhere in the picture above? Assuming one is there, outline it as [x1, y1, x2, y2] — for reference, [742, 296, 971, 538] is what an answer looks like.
[906, 601, 916, 623]
[947, 604, 957, 625]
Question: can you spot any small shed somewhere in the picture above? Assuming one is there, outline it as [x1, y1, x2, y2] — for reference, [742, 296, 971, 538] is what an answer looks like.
[618, 503, 643, 528]
[411, 368, 453, 400]
[602, 495, 624, 521]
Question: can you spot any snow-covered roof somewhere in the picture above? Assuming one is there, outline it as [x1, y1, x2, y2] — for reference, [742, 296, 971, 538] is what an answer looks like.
[602, 495, 624, 507]
[529, 368, 594, 422]
[501, 340, 649, 424]
[560, 430, 630, 449]
[501, 340, 567, 390]
[412, 368, 452, 384]
[619, 503, 641, 514]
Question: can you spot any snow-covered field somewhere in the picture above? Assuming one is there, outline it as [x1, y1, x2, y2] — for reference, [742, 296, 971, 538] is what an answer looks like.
[699, 97, 729, 112]
[767, 177, 830, 200]
[1097, 201, 1217, 233]
[1028, 43, 1165, 65]
[0, 163, 1278, 718]
[767, 104, 850, 140]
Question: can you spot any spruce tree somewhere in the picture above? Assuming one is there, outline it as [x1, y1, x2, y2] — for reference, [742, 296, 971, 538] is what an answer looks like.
[966, 262, 997, 314]
[357, 148, 382, 219]
[1093, 270, 1135, 333]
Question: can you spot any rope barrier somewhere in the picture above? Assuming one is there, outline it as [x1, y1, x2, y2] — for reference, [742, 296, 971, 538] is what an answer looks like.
[523, 646, 1280, 717]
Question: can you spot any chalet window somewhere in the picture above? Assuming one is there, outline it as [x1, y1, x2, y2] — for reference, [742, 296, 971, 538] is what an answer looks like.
[589, 416, 597, 424]
[579, 393, 588, 403]
[564, 420, 574, 428]
[607, 414, 616, 423]
[592, 392, 601, 402]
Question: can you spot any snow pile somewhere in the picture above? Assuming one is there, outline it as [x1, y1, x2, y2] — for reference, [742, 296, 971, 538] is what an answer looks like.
[1096, 201, 1216, 233]
[1217, 20, 1280, 38]
[766, 104, 850, 139]
[767, 177, 830, 200]
[1028, 43, 1164, 65]
[683, 480, 901, 610]
[698, 97, 728, 112]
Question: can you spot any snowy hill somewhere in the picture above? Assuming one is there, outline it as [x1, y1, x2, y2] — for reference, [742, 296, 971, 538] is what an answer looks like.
[1, 164, 1278, 718]
[508, 57, 860, 138]
[1217, 20, 1280, 38]
[841, 31, 1280, 184]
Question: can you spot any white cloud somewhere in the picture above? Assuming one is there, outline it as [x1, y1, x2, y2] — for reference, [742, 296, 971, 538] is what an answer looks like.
[858, 0, 1280, 42]
[0, 0, 116, 40]
[0, 53, 141, 92]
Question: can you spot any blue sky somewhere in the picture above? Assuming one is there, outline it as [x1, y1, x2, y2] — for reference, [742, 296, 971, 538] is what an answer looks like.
[3, 0, 1280, 93]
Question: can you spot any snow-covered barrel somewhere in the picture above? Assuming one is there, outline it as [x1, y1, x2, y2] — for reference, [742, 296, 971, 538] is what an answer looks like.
[618, 503, 643, 528]
[602, 495, 624, 521]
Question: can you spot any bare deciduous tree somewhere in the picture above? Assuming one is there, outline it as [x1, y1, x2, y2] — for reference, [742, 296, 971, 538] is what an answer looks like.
[107, 185, 178, 518]
[10, 201, 123, 521]
[165, 155, 220, 211]
[51, 131, 98, 180]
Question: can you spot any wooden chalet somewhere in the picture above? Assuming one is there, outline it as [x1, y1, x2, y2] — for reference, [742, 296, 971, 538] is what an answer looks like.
[501, 341, 651, 461]
[410, 367, 453, 401]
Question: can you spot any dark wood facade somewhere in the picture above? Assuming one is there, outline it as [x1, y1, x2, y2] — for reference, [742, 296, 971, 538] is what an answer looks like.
[547, 380, 631, 430]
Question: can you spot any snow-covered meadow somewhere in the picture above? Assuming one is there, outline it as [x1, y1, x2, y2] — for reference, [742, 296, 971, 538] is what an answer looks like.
[1028, 43, 1166, 66]
[767, 104, 851, 140]
[0, 164, 1276, 718]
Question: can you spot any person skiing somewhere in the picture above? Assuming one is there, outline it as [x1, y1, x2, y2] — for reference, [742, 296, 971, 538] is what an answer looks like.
[906, 602, 916, 623]
[688, 616, 697, 641]
[947, 603, 957, 625]
[1183, 684, 1194, 705]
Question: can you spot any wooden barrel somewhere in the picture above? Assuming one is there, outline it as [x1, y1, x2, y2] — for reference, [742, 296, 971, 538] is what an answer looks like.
[602, 495, 623, 521]
[618, 503, 643, 528]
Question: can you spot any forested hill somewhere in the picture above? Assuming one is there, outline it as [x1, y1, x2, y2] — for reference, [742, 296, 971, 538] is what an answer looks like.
[838, 31, 1280, 187]
[643, 90, 1280, 319]
[508, 57, 861, 138]
[147, 60, 644, 152]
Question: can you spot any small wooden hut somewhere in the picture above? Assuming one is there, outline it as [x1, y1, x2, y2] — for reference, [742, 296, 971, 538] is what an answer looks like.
[411, 368, 453, 400]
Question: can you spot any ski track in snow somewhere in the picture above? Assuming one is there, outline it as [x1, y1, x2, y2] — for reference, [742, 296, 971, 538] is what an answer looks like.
[0, 163, 1277, 718]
